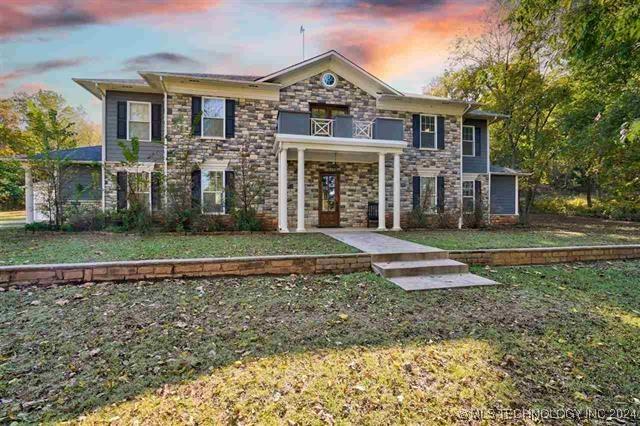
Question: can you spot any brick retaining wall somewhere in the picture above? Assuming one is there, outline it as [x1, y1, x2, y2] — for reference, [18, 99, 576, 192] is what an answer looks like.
[0, 253, 372, 288]
[450, 245, 640, 266]
[1, 245, 639, 288]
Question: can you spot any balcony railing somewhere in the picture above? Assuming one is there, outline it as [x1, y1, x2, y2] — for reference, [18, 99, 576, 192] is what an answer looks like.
[311, 118, 333, 136]
[277, 111, 404, 141]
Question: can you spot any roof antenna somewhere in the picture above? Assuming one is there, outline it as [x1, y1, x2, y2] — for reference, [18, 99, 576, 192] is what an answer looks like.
[300, 25, 305, 60]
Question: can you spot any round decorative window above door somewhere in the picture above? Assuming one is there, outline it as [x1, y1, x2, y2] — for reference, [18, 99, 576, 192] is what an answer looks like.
[321, 72, 337, 88]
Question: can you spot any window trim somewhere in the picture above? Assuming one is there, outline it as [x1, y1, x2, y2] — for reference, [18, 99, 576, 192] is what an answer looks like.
[126, 171, 152, 211]
[201, 97, 226, 140]
[201, 169, 226, 215]
[420, 175, 438, 214]
[419, 114, 438, 150]
[462, 180, 475, 213]
[126, 101, 152, 142]
[462, 125, 475, 157]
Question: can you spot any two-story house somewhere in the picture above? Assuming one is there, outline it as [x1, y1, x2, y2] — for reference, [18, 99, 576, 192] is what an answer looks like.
[23, 50, 524, 229]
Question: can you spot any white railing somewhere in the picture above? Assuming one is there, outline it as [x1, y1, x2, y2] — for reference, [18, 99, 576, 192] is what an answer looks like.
[354, 120, 373, 139]
[311, 118, 333, 136]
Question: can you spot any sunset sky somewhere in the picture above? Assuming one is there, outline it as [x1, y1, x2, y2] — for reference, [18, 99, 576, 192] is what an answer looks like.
[0, 0, 489, 123]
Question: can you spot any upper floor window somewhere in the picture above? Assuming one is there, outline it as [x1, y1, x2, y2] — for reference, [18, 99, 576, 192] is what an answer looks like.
[420, 115, 436, 149]
[127, 101, 151, 141]
[463, 125, 475, 156]
[202, 97, 225, 138]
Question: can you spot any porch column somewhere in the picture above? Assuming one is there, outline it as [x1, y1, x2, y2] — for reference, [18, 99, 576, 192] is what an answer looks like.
[278, 148, 289, 232]
[392, 153, 401, 230]
[378, 152, 386, 230]
[24, 165, 34, 224]
[296, 148, 305, 232]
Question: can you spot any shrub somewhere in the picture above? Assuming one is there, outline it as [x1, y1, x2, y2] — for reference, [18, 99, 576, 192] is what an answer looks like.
[233, 208, 263, 231]
[64, 204, 107, 231]
[191, 214, 228, 233]
[162, 207, 199, 233]
[407, 209, 459, 229]
[533, 195, 640, 221]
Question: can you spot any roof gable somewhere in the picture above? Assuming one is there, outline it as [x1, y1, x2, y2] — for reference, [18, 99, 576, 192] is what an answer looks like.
[258, 50, 402, 97]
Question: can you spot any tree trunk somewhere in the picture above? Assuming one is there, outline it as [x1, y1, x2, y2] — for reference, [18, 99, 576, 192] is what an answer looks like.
[520, 183, 537, 225]
[586, 178, 593, 207]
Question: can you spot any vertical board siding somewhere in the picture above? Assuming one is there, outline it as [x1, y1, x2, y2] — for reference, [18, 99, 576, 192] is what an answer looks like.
[462, 118, 488, 173]
[105, 91, 164, 162]
[490, 175, 516, 214]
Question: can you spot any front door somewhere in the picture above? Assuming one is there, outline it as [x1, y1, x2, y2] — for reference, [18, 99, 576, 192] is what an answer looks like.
[318, 173, 340, 227]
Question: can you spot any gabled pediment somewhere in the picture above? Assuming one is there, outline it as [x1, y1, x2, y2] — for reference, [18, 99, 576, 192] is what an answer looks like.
[258, 50, 402, 97]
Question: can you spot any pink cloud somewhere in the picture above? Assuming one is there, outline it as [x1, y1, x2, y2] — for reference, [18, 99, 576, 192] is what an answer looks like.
[15, 81, 50, 93]
[0, 0, 220, 36]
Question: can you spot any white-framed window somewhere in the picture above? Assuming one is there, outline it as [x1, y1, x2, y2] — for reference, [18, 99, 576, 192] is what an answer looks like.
[202, 97, 225, 138]
[202, 170, 225, 214]
[420, 176, 438, 213]
[420, 114, 437, 149]
[463, 180, 475, 213]
[463, 125, 475, 156]
[128, 171, 151, 210]
[127, 101, 151, 141]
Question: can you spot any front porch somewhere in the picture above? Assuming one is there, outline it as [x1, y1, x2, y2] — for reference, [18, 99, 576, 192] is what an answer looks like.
[275, 133, 407, 232]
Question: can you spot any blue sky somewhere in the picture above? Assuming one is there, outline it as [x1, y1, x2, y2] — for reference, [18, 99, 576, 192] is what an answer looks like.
[0, 0, 488, 123]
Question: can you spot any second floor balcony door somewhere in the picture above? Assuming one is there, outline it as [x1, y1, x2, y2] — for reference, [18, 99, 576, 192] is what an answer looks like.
[310, 104, 348, 137]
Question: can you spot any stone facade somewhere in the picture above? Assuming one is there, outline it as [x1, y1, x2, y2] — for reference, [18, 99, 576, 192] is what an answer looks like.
[102, 69, 472, 228]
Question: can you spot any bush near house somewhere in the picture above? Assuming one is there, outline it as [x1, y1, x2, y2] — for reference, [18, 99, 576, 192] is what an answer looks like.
[534, 196, 640, 222]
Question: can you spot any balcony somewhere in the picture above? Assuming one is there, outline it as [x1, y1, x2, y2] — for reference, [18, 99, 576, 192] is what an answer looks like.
[277, 111, 404, 141]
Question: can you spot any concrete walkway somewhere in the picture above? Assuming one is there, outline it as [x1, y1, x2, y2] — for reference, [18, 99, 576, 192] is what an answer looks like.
[320, 230, 442, 254]
[321, 230, 498, 291]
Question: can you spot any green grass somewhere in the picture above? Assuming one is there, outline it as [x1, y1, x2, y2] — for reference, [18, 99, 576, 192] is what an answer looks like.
[392, 227, 640, 250]
[0, 230, 358, 265]
[2, 261, 639, 423]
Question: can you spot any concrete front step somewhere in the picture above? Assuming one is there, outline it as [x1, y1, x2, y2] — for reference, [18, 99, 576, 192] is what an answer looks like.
[372, 258, 469, 278]
[390, 273, 498, 291]
[371, 250, 449, 263]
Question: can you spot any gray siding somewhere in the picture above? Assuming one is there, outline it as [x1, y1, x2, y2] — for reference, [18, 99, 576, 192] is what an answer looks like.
[62, 165, 101, 201]
[373, 118, 403, 141]
[105, 90, 164, 162]
[491, 175, 516, 214]
[462, 118, 488, 173]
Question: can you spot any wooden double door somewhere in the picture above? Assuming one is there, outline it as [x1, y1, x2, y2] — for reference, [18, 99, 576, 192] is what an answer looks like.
[318, 172, 340, 227]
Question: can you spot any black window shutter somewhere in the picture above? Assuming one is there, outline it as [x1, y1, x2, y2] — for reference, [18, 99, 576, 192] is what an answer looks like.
[151, 104, 162, 140]
[437, 176, 445, 213]
[412, 114, 420, 148]
[191, 169, 201, 209]
[437, 116, 445, 150]
[475, 126, 482, 157]
[225, 99, 235, 138]
[117, 101, 127, 139]
[116, 171, 127, 210]
[225, 170, 235, 213]
[191, 96, 202, 136]
[151, 172, 162, 211]
[412, 176, 420, 210]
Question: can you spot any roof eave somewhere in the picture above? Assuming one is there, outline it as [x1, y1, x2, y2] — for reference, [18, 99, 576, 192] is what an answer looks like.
[139, 71, 282, 90]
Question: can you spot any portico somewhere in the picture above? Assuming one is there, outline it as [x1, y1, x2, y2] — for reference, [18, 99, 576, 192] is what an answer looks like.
[274, 133, 407, 232]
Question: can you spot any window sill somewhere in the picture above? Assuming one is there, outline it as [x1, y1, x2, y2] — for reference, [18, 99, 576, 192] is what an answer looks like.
[418, 147, 438, 151]
[462, 154, 476, 157]
[200, 136, 226, 140]
[201, 211, 226, 215]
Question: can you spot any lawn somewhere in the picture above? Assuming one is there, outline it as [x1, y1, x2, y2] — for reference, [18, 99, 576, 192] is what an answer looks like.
[0, 230, 358, 265]
[1, 261, 639, 423]
[394, 214, 640, 250]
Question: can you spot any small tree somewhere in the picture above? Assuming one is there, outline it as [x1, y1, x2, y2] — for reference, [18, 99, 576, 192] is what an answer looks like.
[26, 101, 77, 227]
[234, 140, 265, 229]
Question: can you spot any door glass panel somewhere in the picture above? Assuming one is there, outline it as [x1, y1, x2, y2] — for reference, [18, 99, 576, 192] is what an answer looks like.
[321, 175, 337, 212]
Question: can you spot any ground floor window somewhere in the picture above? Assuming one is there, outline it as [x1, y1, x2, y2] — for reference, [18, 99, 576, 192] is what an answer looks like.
[202, 170, 225, 214]
[420, 176, 437, 213]
[463, 180, 475, 213]
[128, 171, 151, 210]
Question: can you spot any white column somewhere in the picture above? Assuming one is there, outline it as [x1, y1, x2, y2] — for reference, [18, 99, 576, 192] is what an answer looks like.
[278, 148, 289, 232]
[377, 152, 386, 230]
[392, 153, 401, 230]
[25, 166, 34, 224]
[296, 148, 305, 232]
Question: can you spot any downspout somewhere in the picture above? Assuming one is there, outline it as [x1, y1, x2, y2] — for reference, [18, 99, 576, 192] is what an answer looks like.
[98, 83, 106, 212]
[160, 76, 168, 209]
